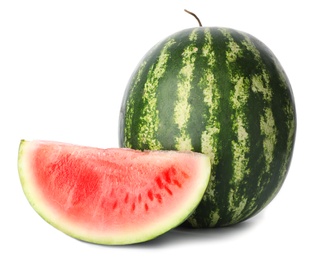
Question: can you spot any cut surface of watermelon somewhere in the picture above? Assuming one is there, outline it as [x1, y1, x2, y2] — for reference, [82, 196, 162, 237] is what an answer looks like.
[18, 140, 210, 245]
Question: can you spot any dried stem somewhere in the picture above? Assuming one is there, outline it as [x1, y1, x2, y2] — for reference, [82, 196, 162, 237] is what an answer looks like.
[184, 9, 202, 27]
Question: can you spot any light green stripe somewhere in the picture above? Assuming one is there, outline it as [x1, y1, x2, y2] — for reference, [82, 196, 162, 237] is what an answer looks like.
[242, 35, 272, 103]
[199, 28, 221, 227]
[251, 74, 272, 102]
[266, 57, 294, 204]
[174, 29, 198, 151]
[260, 53, 295, 208]
[221, 30, 252, 223]
[220, 28, 243, 63]
[124, 61, 147, 148]
[229, 77, 251, 223]
[137, 39, 176, 150]
[261, 103, 294, 209]
[201, 28, 220, 166]
[260, 107, 277, 173]
[189, 29, 198, 41]
[242, 33, 277, 197]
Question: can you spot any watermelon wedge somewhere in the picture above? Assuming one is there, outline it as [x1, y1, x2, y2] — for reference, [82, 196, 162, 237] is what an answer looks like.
[18, 140, 210, 245]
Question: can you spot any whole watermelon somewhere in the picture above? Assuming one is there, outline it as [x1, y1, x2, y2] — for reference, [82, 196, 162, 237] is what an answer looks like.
[119, 27, 296, 228]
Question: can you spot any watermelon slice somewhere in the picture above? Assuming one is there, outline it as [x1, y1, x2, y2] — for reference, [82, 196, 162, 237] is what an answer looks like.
[18, 140, 210, 245]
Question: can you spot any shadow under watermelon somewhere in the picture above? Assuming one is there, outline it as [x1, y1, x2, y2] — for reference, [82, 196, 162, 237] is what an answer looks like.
[124, 211, 264, 248]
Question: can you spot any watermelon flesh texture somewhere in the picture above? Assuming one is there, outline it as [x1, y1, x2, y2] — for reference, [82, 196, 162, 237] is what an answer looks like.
[18, 140, 210, 245]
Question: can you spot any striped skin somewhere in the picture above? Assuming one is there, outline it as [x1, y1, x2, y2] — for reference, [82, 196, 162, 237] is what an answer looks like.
[119, 27, 296, 227]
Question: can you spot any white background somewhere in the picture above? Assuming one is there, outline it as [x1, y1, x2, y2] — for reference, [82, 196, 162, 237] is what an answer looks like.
[1, 0, 320, 259]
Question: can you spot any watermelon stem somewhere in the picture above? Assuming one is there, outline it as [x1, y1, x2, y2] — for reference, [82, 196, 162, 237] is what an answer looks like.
[184, 9, 202, 27]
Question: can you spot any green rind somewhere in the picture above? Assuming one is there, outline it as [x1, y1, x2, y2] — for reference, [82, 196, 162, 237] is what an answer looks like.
[119, 27, 296, 228]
